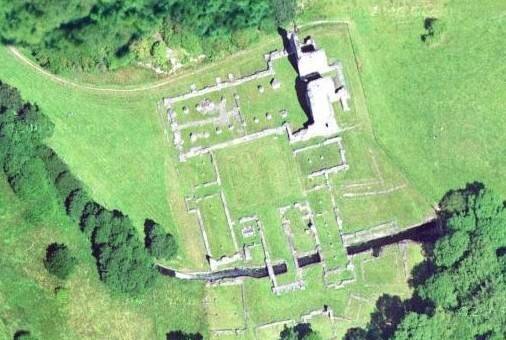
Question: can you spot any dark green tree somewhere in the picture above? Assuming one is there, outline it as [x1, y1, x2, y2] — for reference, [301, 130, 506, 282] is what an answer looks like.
[280, 323, 321, 340]
[84, 209, 157, 295]
[65, 188, 91, 222]
[0, 81, 58, 222]
[344, 327, 368, 340]
[345, 182, 506, 339]
[0, 0, 279, 72]
[144, 219, 177, 260]
[44, 243, 77, 280]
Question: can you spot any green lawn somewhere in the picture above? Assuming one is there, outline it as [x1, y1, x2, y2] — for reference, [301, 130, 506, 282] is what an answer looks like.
[198, 194, 236, 257]
[178, 154, 217, 190]
[215, 136, 304, 217]
[284, 207, 316, 254]
[337, 186, 431, 233]
[295, 141, 344, 175]
[206, 285, 245, 331]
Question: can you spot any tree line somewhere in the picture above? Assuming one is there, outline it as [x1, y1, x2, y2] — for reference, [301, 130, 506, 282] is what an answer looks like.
[345, 182, 506, 339]
[0, 0, 297, 73]
[0, 80, 176, 295]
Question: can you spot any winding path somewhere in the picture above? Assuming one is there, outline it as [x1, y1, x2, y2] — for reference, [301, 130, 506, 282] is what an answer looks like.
[6, 20, 348, 94]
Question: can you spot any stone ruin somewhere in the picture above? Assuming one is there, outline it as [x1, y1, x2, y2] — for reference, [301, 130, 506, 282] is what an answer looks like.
[287, 30, 351, 143]
[196, 98, 217, 114]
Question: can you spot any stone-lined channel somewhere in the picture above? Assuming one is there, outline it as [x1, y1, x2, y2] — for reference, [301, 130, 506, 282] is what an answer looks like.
[346, 218, 442, 255]
[158, 218, 442, 282]
[158, 262, 287, 281]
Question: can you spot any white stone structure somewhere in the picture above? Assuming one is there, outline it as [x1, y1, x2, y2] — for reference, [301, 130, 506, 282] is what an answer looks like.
[293, 77, 340, 141]
[287, 31, 351, 143]
[289, 34, 332, 77]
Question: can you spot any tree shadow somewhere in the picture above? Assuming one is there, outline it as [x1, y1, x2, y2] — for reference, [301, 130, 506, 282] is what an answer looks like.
[404, 292, 435, 315]
[409, 259, 436, 288]
[368, 294, 406, 338]
[144, 218, 156, 248]
[293, 322, 314, 338]
[294, 76, 313, 130]
[277, 26, 298, 72]
[14, 330, 32, 340]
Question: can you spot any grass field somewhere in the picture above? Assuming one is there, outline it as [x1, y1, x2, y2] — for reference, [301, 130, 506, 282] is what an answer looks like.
[0, 177, 207, 339]
[301, 0, 506, 201]
[2, 0, 504, 337]
[0, 21, 432, 339]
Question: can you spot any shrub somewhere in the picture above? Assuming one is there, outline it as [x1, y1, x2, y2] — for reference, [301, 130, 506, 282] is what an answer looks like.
[151, 40, 171, 70]
[131, 37, 153, 61]
[231, 28, 260, 49]
[421, 18, 446, 45]
[180, 32, 204, 56]
[280, 323, 321, 340]
[44, 243, 77, 280]
[144, 219, 177, 260]
[166, 331, 203, 340]
[14, 330, 37, 340]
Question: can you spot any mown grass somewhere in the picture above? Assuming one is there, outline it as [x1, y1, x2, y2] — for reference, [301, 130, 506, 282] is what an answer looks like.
[206, 285, 245, 331]
[284, 208, 316, 254]
[198, 194, 236, 257]
[215, 137, 304, 217]
[295, 142, 344, 175]
[336, 186, 431, 233]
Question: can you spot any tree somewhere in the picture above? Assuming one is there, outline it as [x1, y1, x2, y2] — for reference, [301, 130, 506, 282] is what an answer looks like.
[0, 0, 279, 72]
[344, 328, 368, 340]
[272, 0, 297, 26]
[65, 188, 91, 222]
[151, 41, 172, 71]
[144, 219, 177, 260]
[280, 323, 321, 340]
[0, 81, 58, 222]
[44, 243, 76, 280]
[86, 209, 158, 295]
[345, 182, 506, 339]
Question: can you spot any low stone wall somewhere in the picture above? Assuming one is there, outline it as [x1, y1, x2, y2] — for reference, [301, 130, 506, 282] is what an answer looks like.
[163, 49, 287, 107]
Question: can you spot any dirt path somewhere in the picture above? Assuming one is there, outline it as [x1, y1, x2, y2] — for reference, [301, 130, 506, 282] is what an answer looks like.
[8, 46, 253, 93]
[7, 38, 279, 94]
[6, 21, 347, 94]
